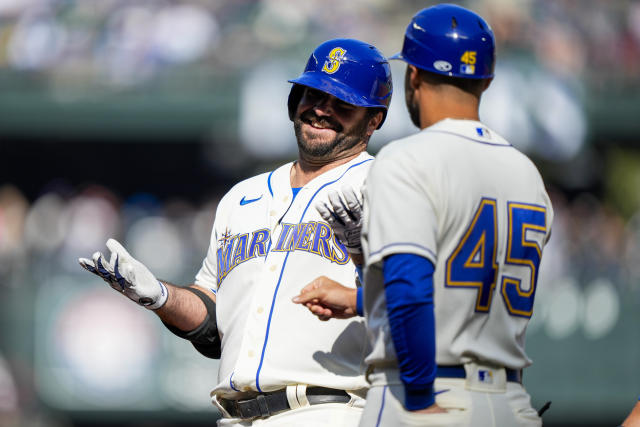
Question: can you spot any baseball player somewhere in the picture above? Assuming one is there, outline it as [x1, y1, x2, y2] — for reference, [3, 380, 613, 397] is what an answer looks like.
[78, 38, 392, 426]
[294, 5, 554, 427]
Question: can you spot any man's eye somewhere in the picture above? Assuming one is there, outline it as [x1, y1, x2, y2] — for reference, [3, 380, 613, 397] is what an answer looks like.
[306, 89, 323, 99]
[336, 101, 355, 112]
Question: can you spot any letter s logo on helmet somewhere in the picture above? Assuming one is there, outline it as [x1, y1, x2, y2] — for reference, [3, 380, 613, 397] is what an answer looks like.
[390, 4, 495, 79]
[322, 47, 347, 74]
[287, 38, 393, 129]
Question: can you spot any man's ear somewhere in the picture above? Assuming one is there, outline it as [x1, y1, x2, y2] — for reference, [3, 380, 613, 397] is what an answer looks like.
[408, 65, 421, 90]
[367, 111, 384, 135]
[482, 77, 494, 93]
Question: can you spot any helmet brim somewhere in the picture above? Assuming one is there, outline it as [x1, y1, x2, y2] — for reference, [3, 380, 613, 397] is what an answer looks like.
[288, 72, 389, 110]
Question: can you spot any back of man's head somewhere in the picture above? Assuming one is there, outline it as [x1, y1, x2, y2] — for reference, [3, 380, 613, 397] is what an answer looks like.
[392, 3, 495, 96]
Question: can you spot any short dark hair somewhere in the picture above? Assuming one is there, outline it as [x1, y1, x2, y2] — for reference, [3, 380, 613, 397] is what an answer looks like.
[415, 68, 488, 97]
[366, 107, 385, 120]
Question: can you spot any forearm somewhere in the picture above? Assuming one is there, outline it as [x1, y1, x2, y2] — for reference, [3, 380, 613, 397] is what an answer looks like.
[383, 254, 437, 410]
[158, 283, 221, 358]
[155, 282, 211, 332]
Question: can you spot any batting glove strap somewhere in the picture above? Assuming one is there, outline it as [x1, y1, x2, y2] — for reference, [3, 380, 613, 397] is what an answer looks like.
[143, 281, 168, 310]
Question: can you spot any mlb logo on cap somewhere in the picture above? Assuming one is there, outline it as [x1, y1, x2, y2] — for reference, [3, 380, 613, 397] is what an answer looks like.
[460, 64, 475, 75]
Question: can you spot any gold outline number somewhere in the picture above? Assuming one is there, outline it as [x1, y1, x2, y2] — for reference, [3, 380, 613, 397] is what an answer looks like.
[446, 199, 548, 317]
[460, 51, 477, 65]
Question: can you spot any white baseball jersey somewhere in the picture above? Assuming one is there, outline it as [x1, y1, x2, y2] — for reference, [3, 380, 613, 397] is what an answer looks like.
[362, 119, 554, 370]
[195, 152, 373, 400]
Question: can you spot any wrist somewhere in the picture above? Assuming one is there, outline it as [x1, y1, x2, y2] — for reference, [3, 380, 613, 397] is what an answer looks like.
[145, 281, 169, 310]
[350, 253, 364, 266]
[404, 383, 435, 411]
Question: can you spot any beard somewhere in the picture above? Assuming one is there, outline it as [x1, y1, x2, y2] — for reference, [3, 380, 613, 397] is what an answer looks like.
[293, 109, 370, 159]
[405, 68, 421, 128]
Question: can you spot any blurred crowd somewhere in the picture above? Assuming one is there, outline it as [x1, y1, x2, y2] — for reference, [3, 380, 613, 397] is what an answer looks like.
[0, 176, 637, 339]
[0, 182, 225, 426]
[0, 183, 220, 283]
[485, 0, 640, 88]
[0, 0, 637, 88]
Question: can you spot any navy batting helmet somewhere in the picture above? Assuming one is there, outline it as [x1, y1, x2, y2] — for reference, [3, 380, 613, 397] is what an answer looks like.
[391, 4, 495, 79]
[288, 38, 392, 129]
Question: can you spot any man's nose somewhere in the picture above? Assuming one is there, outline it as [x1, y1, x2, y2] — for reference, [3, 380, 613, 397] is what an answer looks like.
[312, 96, 335, 116]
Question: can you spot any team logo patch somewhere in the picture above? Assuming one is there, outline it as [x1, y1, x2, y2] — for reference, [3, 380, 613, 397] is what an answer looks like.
[475, 127, 491, 138]
[322, 47, 347, 74]
[434, 60, 452, 72]
[218, 228, 233, 246]
[478, 370, 493, 384]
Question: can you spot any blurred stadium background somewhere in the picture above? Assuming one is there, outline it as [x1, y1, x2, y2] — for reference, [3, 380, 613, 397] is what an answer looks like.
[0, 0, 639, 426]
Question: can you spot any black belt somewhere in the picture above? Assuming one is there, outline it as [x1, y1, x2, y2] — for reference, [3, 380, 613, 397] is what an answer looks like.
[437, 365, 522, 383]
[219, 387, 351, 419]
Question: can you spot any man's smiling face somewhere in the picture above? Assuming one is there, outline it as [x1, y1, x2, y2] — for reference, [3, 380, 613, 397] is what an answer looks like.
[293, 87, 373, 159]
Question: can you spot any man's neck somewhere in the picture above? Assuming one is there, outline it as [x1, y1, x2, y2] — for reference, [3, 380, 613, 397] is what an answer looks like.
[418, 86, 480, 129]
[291, 150, 363, 188]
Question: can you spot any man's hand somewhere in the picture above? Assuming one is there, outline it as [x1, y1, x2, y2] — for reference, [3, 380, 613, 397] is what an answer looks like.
[410, 403, 447, 414]
[78, 238, 168, 310]
[623, 400, 640, 427]
[292, 276, 357, 321]
[315, 186, 363, 255]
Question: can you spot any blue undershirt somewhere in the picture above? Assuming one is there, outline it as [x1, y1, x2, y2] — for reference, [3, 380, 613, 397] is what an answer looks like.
[356, 283, 364, 317]
[291, 187, 302, 199]
[383, 253, 436, 410]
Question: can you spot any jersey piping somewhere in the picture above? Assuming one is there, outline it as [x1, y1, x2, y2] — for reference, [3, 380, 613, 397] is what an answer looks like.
[229, 372, 239, 392]
[425, 129, 513, 147]
[369, 242, 437, 262]
[267, 170, 275, 197]
[255, 157, 373, 391]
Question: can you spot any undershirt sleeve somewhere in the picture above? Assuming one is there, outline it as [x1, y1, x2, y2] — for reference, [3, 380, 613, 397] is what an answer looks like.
[383, 253, 437, 410]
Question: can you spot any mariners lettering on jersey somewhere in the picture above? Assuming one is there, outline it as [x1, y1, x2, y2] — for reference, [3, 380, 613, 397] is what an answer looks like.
[216, 222, 349, 285]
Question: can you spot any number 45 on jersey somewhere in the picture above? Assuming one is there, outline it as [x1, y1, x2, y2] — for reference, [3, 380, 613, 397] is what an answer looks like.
[446, 198, 548, 318]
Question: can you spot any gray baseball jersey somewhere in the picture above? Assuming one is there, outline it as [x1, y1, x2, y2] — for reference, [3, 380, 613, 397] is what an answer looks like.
[362, 119, 553, 370]
[195, 152, 373, 399]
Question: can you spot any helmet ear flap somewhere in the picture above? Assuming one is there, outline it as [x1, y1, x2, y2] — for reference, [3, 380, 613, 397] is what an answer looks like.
[287, 84, 305, 121]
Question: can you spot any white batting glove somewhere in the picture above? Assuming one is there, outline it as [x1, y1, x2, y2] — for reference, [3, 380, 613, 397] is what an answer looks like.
[315, 186, 363, 254]
[78, 238, 168, 310]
